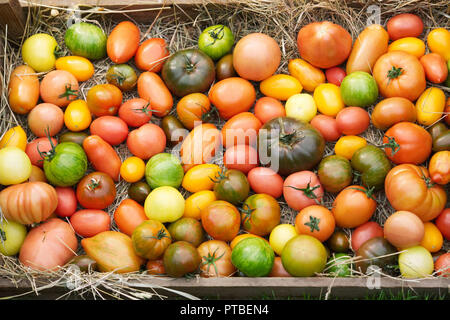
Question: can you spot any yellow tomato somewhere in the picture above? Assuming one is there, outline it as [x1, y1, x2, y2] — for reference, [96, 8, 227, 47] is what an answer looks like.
[230, 233, 269, 250]
[334, 135, 367, 160]
[55, 56, 95, 82]
[0, 126, 27, 151]
[420, 222, 443, 253]
[21, 33, 58, 72]
[269, 224, 298, 256]
[144, 186, 185, 223]
[120, 157, 146, 183]
[313, 83, 345, 117]
[0, 147, 32, 185]
[415, 87, 446, 126]
[388, 37, 425, 59]
[288, 58, 325, 92]
[184, 190, 217, 220]
[285, 93, 317, 123]
[427, 28, 450, 60]
[64, 100, 92, 132]
[260, 74, 302, 101]
[182, 164, 222, 193]
[399, 246, 434, 278]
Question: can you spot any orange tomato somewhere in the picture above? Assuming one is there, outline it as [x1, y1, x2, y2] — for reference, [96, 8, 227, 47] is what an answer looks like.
[83, 135, 122, 181]
[40, 70, 79, 108]
[253, 97, 286, 124]
[420, 222, 443, 253]
[8, 65, 39, 114]
[288, 58, 325, 92]
[388, 37, 426, 58]
[27, 103, 64, 137]
[55, 56, 94, 82]
[107, 21, 140, 64]
[113, 199, 148, 236]
[371, 97, 417, 130]
[223, 144, 259, 174]
[295, 205, 335, 242]
[127, 123, 166, 160]
[259, 74, 302, 101]
[383, 210, 425, 248]
[221, 112, 262, 148]
[176, 93, 211, 130]
[137, 72, 173, 117]
[86, 84, 123, 117]
[419, 53, 448, 84]
[429, 151, 450, 185]
[135, 38, 169, 72]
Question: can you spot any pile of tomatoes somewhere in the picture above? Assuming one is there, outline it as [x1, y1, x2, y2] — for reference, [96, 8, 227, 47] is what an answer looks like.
[0, 13, 449, 280]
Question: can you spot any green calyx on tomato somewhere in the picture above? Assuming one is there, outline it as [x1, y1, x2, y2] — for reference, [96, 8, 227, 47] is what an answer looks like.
[387, 66, 403, 82]
[285, 180, 321, 203]
[379, 135, 401, 156]
[201, 248, 226, 276]
[58, 83, 79, 101]
[347, 185, 377, 201]
[304, 215, 321, 233]
[211, 168, 250, 205]
[198, 25, 234, 61]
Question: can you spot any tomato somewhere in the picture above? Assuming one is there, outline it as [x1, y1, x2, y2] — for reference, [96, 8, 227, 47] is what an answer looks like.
[200, 200, 240, 241]
[40, 70, 79, 108]
[260, 74, 302, 101]
[26, 137, 54, 168]
[59, 132, 88, 146]
[420, 222, 443, 253]
[168, 217, 205, 247]
[76, 172, 116, 210]
[355, 237, 397, 274]
[182, 164, 221, 193]
[163, 241, 201, 277]
[283, 171, 323, 211]
[332, 185, 377, 228]
[106, 64, 137, 92]
[208, 77, 256, 120]
[70, 209, 111, 237]
[0, 220, 27, 256]
[83, 135, 121, 181]
[269, 256, 292, 277]
[180, 123, 221, 171]
[388, 37, 425, 58]
[336, 107, 369, 135]
[86, 84, 123, 117]
[373, 51, 426, 101]
[295, 205, 335, 242]
[259, 117, 325, 176]
[254, 97, 286, 124]
[288, 58, 325, 92]
[427, 28, 450, 61]
[351, 221, 384, 252]
[161, 115, 188, 147]
[114, 198, 147, 236]
[118, 98, 152, 128]
[27, 103, 64, 137]
[269, 224, 298, 256]
[346, 24, 389, 74]
[313, 83, 345, 117]
[384, 210, 424, 248]
[128, 181, 151, 204]
[213, 169, 250, 205]
[435, 208, 450, 240]
[120, 157, 146, 183]
[144, 186, 185, 223]
[399, 246, 434, 278]
[232, 237, 275, 277]
[55, 56, 94, 82]
[310, 114, 341, 142]
[326, 253, 352, 277]
[230, 233, 269, 250]
[28, 165, 47, 183]
[146, 259, 165, 275]
[419, 53, 448, 83]
[247, 167, 283, 199]
[435, 253, 450, 277]
[429, 151, 450, 185]
[433, 130, 450, 152]
[325, 67, 346, 86]
[241, 194, 280, 236]
[0, 126, 27, 151]
[327, 231, 349, 253]
[69, 255, 97, 272]
[198, 240, 235, 277]
[223, 144, 258, 174]
[334, 135, 367, 160]
[65, 22, 107, 60]
[184, 190, 216, 220]
[135, 38, 169, 72]
[385, 164, 447, 222]
[281, 235, 328, 277]
[90, 116, 129, 146]
[371, 97, 416, 130]
[176, 93, 211, 130]
[221, 112, 261, 148]
[233, 33, 281, 81]
[340, 72, 378, 108]
[351, 145, 392, 190]
[21, 33, 58, 72]
[8, 65, 39, 115]
[387, 13, 423, 40]
[415, 87, 446, 126]
[64, 100, 92, 132]
[54, 186, 77, 218]
[132, 220, 172, 260]
[137, 72, 173, 117]
[198, 25, 234, 61]
[127, 123, 167, 160]
[285, 93, 317, 123]
[145, 153, 184, 189]
[317, 155, 352, 193]
[0, 147, 32, 185]
[107, 21, 140, 64]
[215, 53, 236, 80]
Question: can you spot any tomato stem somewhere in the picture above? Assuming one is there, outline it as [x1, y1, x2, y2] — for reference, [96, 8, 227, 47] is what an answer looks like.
[37, 127, 57, 162]
[421, 172, 435, 188]
[209, 167, 228, 184]
[379, 135, 400, 156]
[347, 185, 376, 201]
[109, 72, 126, 85]
[386, 66, 403, 84]
[201, 248, 225, 276]
[285, 180, 320, 201]
[0, 228, 6, 242]
[206, 25, 225, 47]
[239, 203, 255, 230]
[304, 215, 321, 232]
[87, 178, 100, 191]
[58, 83, 79, 101]
[132, 102, 158, 116]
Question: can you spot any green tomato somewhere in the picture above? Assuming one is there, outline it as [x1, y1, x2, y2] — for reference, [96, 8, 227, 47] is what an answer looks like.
[340, 71, 379, 108]
[326, 253, 352, 277]
[144, 186, 185, 223]
[22, 33, 58, 72]
[399, 246, 434, 278]
[0, 147, 32, 186]
[198, 25, 234, 61]
[65, 22, 107, 60]
[145, 153, 184, 189]
[231, 237, 275, 277]
[351, 145, 391, 190]
[0, 220, 27, 256]
[285, 93, 317, 123]
[317, 155, 353, 193]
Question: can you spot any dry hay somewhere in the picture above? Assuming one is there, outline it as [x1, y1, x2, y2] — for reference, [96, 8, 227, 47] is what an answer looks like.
[0, 0, 449, 300]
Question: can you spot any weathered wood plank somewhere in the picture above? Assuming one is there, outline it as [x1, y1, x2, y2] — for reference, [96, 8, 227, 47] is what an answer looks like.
[0, 0, 26, 37]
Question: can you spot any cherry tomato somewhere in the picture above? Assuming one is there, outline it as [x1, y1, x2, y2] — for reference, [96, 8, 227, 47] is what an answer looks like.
[325, 67, 346, 86]
[118, 98, 153, 128]
[310, 114, 341, 141]
[54, 187, 77, 218]
[40, 70, 79, 107]
[86, 84, 123, 117]
[76, 172, 117, 210]
[253, 97, 286, 124]
[127, 123, 166, 160]
[351, 221, 384, 251]
[295, 205, 335, 242]
[420, 222, 443, 253]
[259, 74, 302, 101]
[247, 167, 284, 199]
[70, 209, 111, 237]
[334, 135, 367, 160]
[388, 37, 425, 59]
[135, 38, 169, 72]
[120, 157, 146, 183]
[223, 144, 259, 174]
[128, 182, 151, 204]
[336, 107, 370, 135]
[283, 171, 324, 211]
[113, 199, 148, 236]
[90, 116, 129, 146]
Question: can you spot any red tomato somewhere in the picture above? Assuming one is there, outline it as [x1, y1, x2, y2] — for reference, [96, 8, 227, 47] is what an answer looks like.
[83, 135, 122, 181]
[283, 171, 324, 211]
[40, 70, 79, 107]
[386, 13, 424, 41]
[435, 253, 450, 277]
[253, 97, 286, 124]
[247, 167, 283, 198]
[118, 98, 152, 127]
[336, 107, 370, 135]
[25, 137, 58, 168]
[351, 221, 384, 251]
[135, 38, 169, 72]
[325, 67, 346, 86]
[137, 72, 173, 117]
[86, 84, 123, 117]
[127, 123, 166, 160]
[90, 116, 129, 146]
[107, 21, 140, 64]
[54, 187, 77, 218]
[76, 172, 117, 210]
[419, 53, 448, 84]
[221, 112, 262, 148]
[70, 209, 111, 237]
[223, 144, 259, 174]
[435, 208, 450, 240]
[310, 114, 341, 141]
